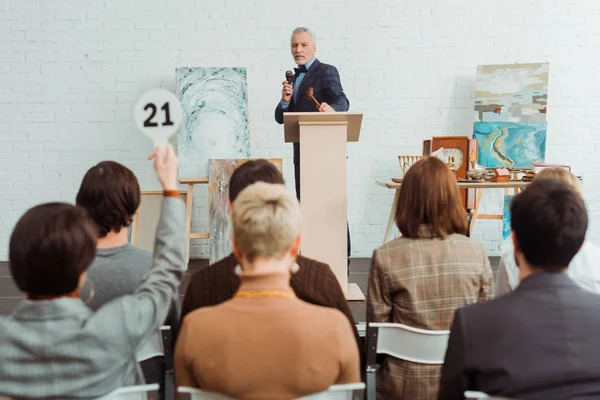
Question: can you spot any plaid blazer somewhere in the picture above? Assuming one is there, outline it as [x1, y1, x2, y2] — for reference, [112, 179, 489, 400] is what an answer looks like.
[0, 198, 185, 399]
[367, 230, 493, 400]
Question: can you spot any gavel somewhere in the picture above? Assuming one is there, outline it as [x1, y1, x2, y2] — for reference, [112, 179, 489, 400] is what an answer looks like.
[305, 87, 321, 110]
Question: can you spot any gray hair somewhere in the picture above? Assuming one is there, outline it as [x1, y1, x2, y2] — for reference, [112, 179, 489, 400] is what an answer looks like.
[232, 182, 301, 262]
[291, 27, 316, 43]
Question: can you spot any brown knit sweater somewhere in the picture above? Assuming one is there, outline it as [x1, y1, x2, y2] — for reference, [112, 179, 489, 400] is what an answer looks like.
[181, 254, 361, 353]
[175, 271, 360, 399]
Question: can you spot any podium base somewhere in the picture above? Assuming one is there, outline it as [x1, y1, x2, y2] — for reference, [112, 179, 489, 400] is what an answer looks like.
[346, 283, 365, 301]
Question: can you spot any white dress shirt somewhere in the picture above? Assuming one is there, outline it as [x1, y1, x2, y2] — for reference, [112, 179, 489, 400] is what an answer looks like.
[495, 240, 600, 296]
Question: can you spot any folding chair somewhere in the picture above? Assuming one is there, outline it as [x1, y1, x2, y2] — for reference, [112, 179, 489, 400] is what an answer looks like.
[365, 322, 450, 400]
[298, 383, 365, 400]
[464, 391, 514, 400]
[96, 384, 160, 400]
[137, 326, 175, 400]
[178, 383, 366, 400]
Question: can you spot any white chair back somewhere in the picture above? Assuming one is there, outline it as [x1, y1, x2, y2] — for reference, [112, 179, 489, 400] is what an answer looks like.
[178, 384, 366, 400]
[464, 391, 514, 400]
[0, 385, 159, 400]
[95, 384, 160, 400]
[365, 323, 450, 400]
[465, 392, 490, 399]
[368, 322, 450, 364]
[297, 383, 365, 400]
[177, 387, 234, 400]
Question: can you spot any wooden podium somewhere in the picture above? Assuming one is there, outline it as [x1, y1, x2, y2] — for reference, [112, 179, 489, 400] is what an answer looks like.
[284, 112, 364, 300]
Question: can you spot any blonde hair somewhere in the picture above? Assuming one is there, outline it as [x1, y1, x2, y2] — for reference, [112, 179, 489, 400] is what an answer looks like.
[535, 168, 582, 195]
[232, 182, 301, 262]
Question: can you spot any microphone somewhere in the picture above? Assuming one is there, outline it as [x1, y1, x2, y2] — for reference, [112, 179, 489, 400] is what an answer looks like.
[285, 70, 293, 84]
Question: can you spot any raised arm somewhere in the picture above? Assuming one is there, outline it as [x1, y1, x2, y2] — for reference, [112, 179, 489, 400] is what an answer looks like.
[93, 145, 185, 353]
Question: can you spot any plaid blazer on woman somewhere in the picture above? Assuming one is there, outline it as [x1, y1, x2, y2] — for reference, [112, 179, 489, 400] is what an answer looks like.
[367, 229, 493, 400]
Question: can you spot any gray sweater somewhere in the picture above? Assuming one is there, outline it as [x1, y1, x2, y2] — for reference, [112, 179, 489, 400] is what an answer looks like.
[80, 243, 180, 336]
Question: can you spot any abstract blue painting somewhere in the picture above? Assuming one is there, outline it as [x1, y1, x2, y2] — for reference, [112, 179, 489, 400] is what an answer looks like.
[474, 121, 546, 168]
[176, 67, 250, 178]
[473, 63, 548, 169]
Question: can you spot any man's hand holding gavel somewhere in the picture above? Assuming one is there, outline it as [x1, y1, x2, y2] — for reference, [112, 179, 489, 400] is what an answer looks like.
[319, 102, 334, 112]
[305, 87, 334, 113]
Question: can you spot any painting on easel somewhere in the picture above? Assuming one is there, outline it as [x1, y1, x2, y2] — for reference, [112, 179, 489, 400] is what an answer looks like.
[208, 159, 283, 264]
[473, 63, 548, 169]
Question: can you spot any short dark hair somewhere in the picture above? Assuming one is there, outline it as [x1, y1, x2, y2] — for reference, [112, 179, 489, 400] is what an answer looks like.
[76, 161, 141, 238]
[229, 159, 285, 202]
[395, 156, 467, 238]
[511, 178, 588, 271]
[9, 203, 97, 296]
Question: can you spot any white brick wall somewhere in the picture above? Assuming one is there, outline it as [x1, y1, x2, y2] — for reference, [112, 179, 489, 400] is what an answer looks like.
[2, 0, 600, 260]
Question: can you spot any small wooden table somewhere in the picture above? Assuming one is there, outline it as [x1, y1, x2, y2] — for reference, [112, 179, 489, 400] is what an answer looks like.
[376, 180, 530, 243]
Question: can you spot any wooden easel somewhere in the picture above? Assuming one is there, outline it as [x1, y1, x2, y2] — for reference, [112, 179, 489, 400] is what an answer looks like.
[180, 178, 209, 269]
[133, 178, 210, 270]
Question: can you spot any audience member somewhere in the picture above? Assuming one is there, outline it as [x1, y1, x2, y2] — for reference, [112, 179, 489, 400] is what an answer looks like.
[438, 178, 600, 399]
[495, 167, 600, 296]
[175, 182, 360, 398]
[180, 159, 360, 351]
[0, 145, 184, 399]
[76, 160, 180, 389]
[367, 156, 493, 400]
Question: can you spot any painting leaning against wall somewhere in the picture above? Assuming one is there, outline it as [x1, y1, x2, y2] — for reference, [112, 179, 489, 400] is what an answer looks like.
[473, 63, 549, 169]
[208, 159, 284, 264]
[176, 67, 250, 179]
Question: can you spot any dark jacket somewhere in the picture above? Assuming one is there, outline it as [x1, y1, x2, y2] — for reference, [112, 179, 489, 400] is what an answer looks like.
[274, 59, 349, 164]
[438, 272, 600, 400]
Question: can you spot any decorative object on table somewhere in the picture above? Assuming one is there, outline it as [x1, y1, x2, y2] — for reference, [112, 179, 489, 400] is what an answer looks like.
[397, 155, 422, 177]
[523, 171, 537, 182]
[208, 158, 283, 264]
[423, 136, 478, 209]
[466, 168, 486, 182]
[473, 62, 548, 169]
[176, 67, 250, 178]
[305, 87, 321, 109]
[491, 168, 511, 182]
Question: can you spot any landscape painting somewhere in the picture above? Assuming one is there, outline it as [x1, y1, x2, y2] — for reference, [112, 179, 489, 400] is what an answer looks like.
[176, 67, 250, 178]
[473, 63, 548, 169]
[474, 121, 546, 168]
[208, 158, 283, 264]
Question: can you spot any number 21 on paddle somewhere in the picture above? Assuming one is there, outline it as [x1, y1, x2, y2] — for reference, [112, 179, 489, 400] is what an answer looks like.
[143, 102, 174, 127]
[134, 88, 183, 148]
